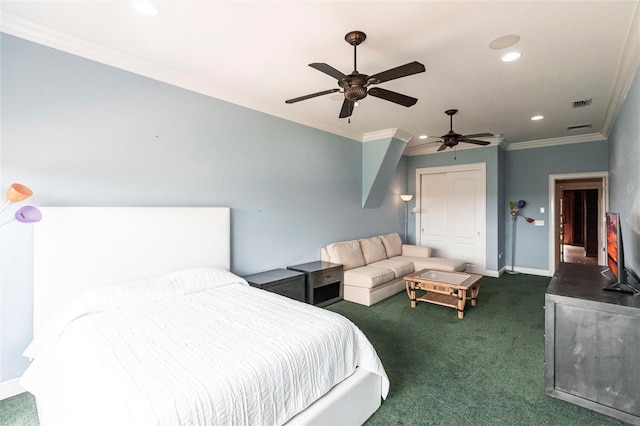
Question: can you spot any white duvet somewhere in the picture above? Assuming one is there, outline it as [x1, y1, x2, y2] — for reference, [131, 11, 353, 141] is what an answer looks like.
[20, 267, 389, 426]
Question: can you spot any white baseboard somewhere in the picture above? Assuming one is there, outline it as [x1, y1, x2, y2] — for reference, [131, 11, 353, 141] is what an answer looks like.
[485, 269, 501, 278]
[486, 267, 551, 278]
[503, 266, 551, 277]
[0, 378, 25, 400]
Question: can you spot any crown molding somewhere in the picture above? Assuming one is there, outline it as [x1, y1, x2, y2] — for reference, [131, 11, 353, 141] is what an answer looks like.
[362, 128, 414, 144]
[0, 12, 363, 142]
[506, 133, 605, 151]
[601, 0, 640, 139]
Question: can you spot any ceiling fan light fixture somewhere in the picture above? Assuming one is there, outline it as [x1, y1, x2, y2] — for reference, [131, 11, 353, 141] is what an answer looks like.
[344, 86, 367, 101]
[501, 52, 522, 62]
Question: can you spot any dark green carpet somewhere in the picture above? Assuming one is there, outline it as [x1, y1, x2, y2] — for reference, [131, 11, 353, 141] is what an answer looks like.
[327, 273, 626, 425]
[0, 392, 38, 426]
[0, 274, 627, 425]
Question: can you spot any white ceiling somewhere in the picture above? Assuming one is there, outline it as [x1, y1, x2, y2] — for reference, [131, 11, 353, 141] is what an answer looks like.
[2, 1, 639, 154]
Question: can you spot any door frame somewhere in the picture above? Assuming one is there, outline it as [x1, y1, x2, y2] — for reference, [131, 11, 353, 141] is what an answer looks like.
[548, 171, 608, 276]
[415, 162, 487, 273]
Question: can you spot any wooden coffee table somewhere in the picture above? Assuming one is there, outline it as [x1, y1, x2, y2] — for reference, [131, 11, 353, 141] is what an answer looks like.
[404, 269, 482, 319]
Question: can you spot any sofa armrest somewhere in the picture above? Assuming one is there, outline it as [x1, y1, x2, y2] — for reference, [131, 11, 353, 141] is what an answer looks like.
[401, 244, 432, 258]
[321, 247, 330, 262]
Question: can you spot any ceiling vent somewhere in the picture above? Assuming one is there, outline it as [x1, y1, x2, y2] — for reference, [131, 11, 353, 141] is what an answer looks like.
[572, 98, 592, 108]
[567, 123, 592, 131]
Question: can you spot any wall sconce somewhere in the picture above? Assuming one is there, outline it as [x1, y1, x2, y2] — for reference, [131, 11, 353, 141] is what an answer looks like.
[400, 194, 413, 242]
[0, 183, 43, 228]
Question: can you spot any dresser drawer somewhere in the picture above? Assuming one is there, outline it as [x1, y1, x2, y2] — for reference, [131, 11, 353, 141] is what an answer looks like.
[309, 268, 343, 288]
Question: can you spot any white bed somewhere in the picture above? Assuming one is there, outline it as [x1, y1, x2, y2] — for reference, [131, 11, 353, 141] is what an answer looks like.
[22, 207, 388, 425]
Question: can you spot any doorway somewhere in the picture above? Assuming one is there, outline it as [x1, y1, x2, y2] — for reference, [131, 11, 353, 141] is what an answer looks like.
[548, 172, 608, 275]
[561, 189, 599, 264]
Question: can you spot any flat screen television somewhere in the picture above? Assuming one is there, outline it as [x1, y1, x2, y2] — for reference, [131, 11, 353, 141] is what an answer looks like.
[603, 212, 640, 295]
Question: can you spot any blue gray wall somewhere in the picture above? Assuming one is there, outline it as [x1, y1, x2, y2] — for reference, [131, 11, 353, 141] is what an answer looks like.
[0, 34, 407, 381]
[362, 136, 407, 208]
[504, 140, 609, 272]
[608, 67, 640, 278]
[405, 130, 621, 275]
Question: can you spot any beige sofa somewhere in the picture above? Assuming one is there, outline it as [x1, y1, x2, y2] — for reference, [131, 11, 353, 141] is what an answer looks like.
[321, 232, 467, 306]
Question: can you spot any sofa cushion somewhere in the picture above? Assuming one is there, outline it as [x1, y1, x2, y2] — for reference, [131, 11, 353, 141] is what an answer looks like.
[344, 266, 396, 289]
[393, 256, 466, 272]
[380, 233, 402, 257]
[401, 244, 431, 257]
[326, 240, 365, 271]
[369, 259, 414, 278]
[359, 237, 387, 264]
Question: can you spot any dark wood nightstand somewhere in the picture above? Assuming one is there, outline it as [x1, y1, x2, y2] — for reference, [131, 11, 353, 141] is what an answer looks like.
[287, 261, 343, 307]
[244, 269, 305, 302]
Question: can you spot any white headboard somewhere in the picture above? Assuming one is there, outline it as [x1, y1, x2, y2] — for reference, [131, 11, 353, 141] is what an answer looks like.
[33, 207, 230, 335]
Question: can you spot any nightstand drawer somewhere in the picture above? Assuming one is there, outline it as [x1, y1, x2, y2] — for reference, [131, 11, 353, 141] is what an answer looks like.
[309, 268, 343, 288]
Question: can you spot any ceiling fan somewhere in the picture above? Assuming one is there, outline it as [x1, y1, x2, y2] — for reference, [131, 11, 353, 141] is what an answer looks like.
[285, 31, 425, 120]
[430, 109, 494, 151]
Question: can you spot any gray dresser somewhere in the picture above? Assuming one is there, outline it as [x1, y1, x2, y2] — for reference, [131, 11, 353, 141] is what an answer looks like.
[545, 262, 640, 424]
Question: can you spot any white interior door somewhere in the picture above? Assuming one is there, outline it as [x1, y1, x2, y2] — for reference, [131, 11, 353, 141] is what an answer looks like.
[419, 173, 447, 255]
[417, 164, 486, 274]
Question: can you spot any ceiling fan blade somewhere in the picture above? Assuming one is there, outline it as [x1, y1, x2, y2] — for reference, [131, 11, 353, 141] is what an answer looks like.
[460, 138, 491, 146]
[309, 63, 346, 80]
[409, 141, 443, 149]
[370, 61, 425, 84]
[285, 88, 340, 104]
[437, 144, 448, 152]
[339, 99, 355, 118]
[368, 87, 418, 107]
[463, 133, 494, 138]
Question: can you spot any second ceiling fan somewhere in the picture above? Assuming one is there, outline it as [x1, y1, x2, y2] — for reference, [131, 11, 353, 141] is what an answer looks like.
[285, 31, 426, 120]
[431, 109, 494, 151]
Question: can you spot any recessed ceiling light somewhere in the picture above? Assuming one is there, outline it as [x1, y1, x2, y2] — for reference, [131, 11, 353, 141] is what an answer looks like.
[489, 34, 521, 50]
[501, 52, 522, 62]
[133, 1, 158, 16]
[419, 135, 428, 139]
[354, 102, 360, 107]
[531, 115, 544, 121]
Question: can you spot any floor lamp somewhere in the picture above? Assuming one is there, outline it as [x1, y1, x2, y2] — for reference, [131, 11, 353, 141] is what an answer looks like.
[0, 183, 43, 228]
[507, 200, 534, 274]
[400, 194, 413, 243]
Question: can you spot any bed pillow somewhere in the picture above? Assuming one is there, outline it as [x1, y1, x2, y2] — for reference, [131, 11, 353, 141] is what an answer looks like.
[359, 237, 387, 264]
[380, 233, 403, 257]
[326, 240, 365, 270]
